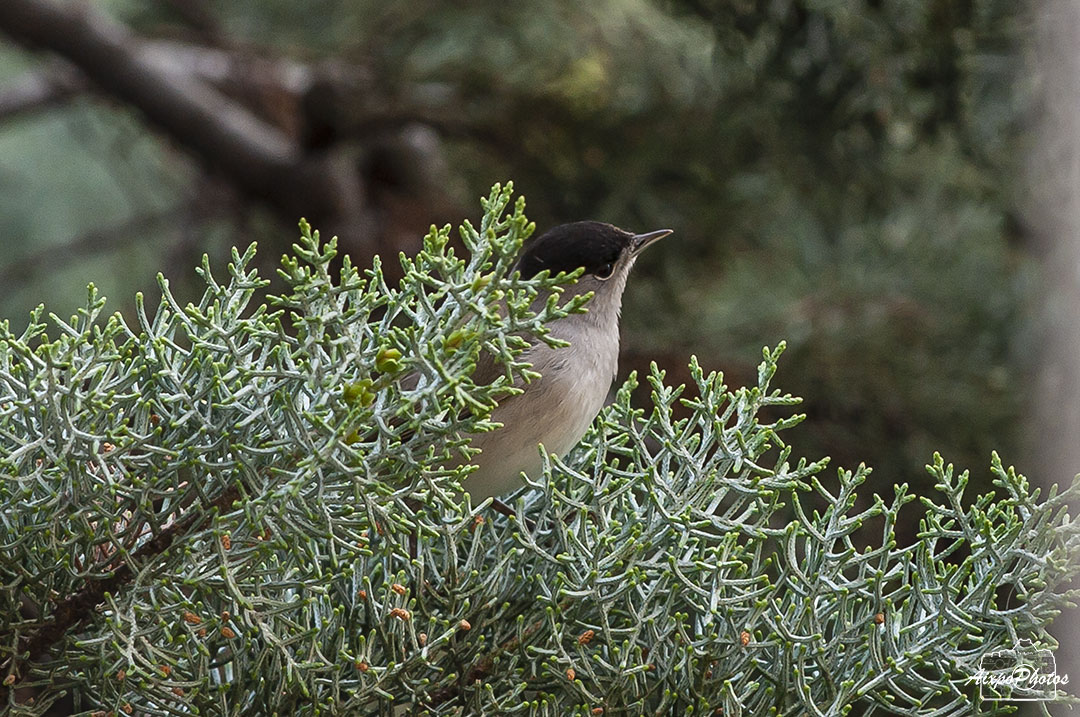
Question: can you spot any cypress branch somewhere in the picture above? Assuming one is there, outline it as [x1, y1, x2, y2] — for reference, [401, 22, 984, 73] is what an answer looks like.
[0, 183, 1077, 715]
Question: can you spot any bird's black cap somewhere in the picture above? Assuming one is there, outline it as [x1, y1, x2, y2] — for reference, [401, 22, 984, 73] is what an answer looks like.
[515, 221, 630, 280]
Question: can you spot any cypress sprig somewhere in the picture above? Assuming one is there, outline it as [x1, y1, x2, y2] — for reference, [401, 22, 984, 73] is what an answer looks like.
[1, 183, 1077, 715]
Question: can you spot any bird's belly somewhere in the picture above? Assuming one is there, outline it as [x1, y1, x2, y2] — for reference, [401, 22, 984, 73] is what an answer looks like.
[463, 352, 612, 501]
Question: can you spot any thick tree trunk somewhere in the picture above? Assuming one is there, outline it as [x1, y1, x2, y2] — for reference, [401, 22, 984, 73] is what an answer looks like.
[1030, 0, 1080, 696]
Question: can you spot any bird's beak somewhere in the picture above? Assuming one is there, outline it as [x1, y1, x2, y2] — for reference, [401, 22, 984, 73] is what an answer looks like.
[630, 228, 673, 256]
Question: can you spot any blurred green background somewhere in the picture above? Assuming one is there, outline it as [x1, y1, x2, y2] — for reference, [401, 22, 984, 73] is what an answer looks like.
[0, 0, 1046, 506]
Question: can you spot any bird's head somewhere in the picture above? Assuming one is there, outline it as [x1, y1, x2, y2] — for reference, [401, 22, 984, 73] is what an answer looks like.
[515, 221, 672, 321]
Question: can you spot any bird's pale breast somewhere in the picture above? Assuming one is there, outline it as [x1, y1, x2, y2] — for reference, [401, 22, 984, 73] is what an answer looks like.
[461, 319, 617, 501]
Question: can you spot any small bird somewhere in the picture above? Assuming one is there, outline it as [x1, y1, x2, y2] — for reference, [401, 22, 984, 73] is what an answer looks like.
[461, 221, 672, 501]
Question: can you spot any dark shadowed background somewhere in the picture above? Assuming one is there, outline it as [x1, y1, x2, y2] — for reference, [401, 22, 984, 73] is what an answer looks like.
[0, 0, 1076, 703]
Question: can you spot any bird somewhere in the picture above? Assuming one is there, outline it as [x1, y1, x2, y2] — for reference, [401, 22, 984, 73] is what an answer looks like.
[459, 220, 672, 502]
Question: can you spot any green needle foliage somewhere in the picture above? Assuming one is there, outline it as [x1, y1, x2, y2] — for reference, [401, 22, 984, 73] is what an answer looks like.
[1, 184, 1077, 716]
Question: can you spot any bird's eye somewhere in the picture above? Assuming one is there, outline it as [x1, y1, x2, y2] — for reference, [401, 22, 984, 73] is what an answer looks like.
[594, 262, 615, 280]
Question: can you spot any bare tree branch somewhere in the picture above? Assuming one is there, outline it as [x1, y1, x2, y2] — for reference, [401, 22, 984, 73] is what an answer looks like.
[11, 484, 242, 681]
[138, 39, 319, 95]
[0, 205, 193, 290]
[0, 62, 84, 123]
[0, 0, 356, 231]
